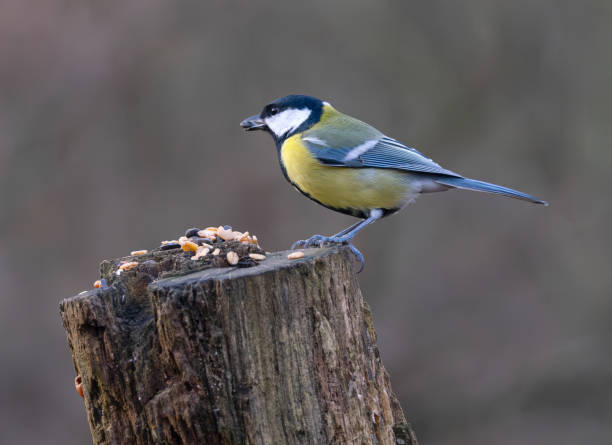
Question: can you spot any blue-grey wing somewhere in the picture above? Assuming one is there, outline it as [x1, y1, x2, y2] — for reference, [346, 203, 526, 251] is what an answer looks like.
[303, 135, 461, 177]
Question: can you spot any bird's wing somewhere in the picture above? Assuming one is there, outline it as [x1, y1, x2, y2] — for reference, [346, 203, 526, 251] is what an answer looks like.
[302, 132, 461, 177]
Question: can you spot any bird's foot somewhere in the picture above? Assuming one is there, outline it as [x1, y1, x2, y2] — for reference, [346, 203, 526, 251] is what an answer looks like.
[290, 235, 365, 273]
[291, 234, 331, 249]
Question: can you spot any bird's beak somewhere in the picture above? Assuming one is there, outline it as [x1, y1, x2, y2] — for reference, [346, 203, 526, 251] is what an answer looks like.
[240, 115, 267, 131]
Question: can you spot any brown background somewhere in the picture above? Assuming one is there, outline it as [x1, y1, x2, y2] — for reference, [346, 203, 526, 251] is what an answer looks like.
[1, 1, 610, 444]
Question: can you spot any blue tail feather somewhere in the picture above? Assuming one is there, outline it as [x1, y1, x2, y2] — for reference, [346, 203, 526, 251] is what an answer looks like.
[435, 176, 548, 205]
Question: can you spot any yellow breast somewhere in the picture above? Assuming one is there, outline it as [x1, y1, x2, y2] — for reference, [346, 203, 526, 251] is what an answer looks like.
[280, 134, 416, 212]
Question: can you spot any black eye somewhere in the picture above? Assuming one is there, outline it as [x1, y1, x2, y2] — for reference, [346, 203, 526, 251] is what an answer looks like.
[269, 106, 279, 116]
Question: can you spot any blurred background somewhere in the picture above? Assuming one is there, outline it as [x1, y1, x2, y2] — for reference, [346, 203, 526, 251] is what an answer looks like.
[1, 1, 610, 444]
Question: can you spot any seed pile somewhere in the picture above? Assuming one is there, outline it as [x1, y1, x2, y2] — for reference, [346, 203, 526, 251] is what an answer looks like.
[83, 225, 270, 294]
[80, 225, 308, 295]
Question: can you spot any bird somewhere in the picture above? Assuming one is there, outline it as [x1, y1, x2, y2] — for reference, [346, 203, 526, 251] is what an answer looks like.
[240, 94, 547, 271]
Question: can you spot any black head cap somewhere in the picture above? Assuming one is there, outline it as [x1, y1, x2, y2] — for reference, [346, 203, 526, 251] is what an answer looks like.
[259, 94, 324, 120]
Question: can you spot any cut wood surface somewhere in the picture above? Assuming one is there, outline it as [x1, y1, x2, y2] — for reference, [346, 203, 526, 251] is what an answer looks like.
[60, 244, 417, 445]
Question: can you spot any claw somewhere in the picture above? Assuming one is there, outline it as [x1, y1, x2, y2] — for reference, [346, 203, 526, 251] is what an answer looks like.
[347, 243, 365, 273]
[291, 239, 306, 250]
[291, 234, 327, 250]
[290, 235, 366, 273]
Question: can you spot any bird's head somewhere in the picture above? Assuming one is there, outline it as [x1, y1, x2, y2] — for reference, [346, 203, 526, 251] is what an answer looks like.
[240, 95, 325, 141]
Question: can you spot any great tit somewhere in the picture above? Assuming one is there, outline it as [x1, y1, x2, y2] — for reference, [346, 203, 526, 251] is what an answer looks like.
[241, 94, 547, 270]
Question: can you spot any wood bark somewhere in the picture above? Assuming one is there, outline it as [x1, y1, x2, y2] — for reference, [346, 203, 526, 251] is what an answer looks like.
[60, 245, 417, 445]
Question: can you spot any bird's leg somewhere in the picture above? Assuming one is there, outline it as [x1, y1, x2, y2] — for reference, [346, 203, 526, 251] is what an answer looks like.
[331, 220, 364, 238]
[291, 211, 381, 249]
[291, 210, 382, 272]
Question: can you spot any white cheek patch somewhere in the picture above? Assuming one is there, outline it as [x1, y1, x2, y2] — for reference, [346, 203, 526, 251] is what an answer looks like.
[343, 139, 379, 162]
[265, 108, 311, 138]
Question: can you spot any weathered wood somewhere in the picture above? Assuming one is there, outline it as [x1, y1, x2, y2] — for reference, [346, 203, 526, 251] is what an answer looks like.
[60, 245, 417, 445]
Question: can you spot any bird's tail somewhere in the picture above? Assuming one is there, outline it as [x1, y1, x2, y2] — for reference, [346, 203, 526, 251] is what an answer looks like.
[434, 176, 548, 205]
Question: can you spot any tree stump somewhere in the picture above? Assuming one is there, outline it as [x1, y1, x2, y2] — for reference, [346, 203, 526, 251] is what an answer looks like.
[60, 244, 417, 445]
